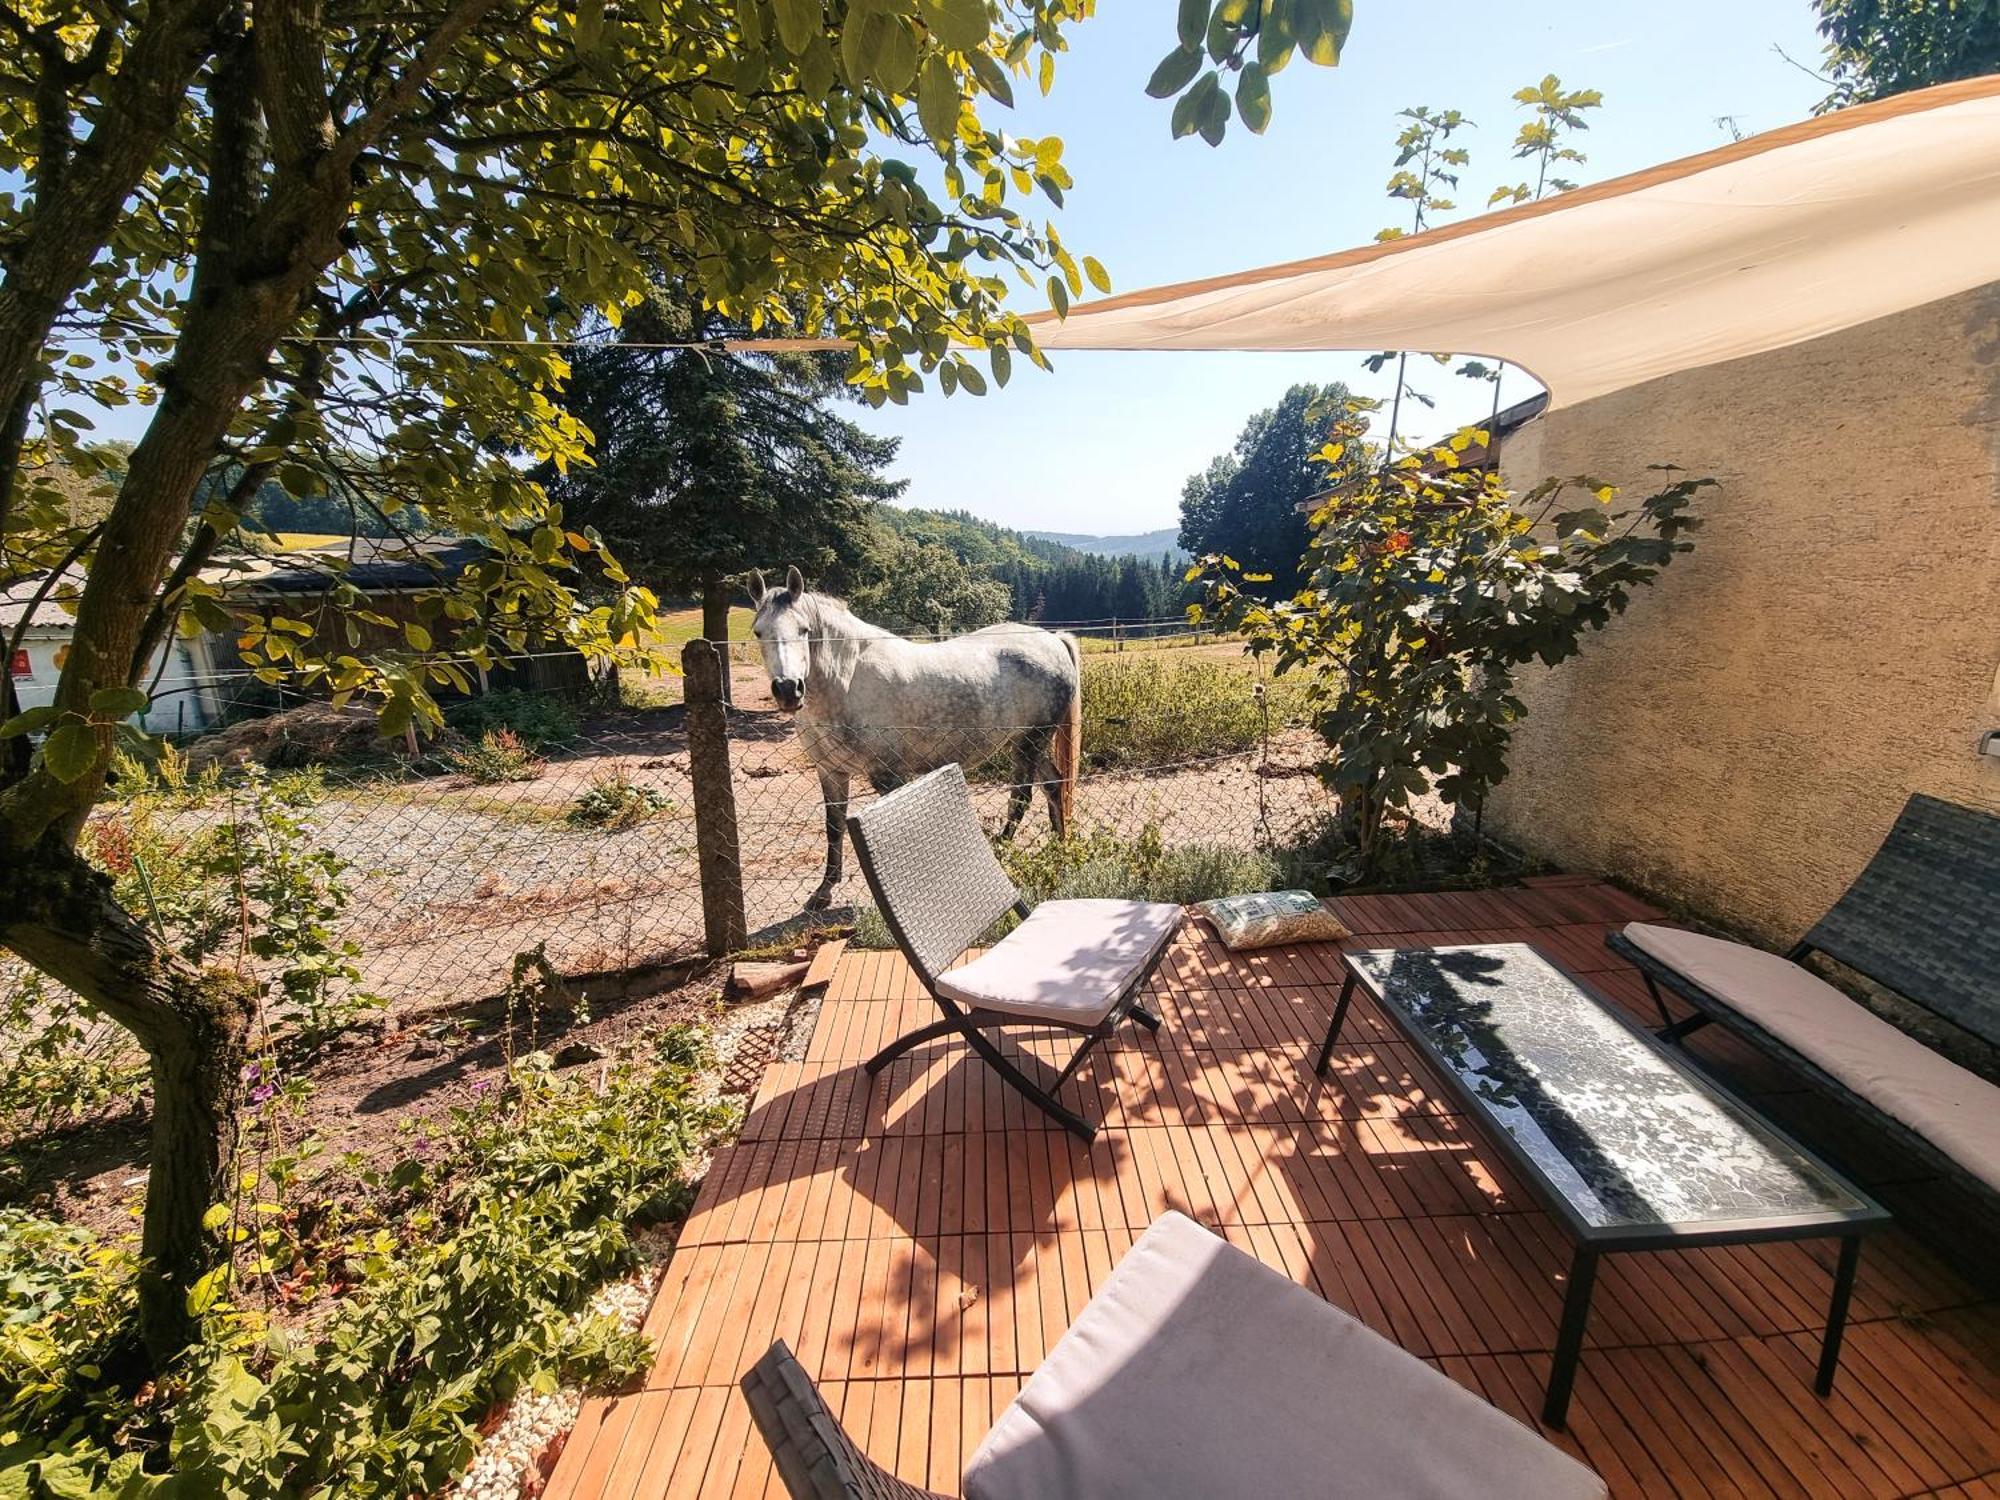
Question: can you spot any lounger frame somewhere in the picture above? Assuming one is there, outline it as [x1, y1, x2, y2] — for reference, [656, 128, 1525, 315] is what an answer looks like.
[1609, 793, 2000, 1214]
[846, 764, 1163, 1141]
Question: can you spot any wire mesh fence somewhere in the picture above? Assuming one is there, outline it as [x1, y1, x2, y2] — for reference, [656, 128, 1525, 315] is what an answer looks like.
[4, 623, 1338, 1048]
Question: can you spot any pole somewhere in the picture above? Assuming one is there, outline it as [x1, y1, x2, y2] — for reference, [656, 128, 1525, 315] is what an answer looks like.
[683, 638, 747, 955]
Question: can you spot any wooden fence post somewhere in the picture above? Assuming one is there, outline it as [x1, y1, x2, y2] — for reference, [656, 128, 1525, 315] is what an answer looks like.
[683, 638, 747, 956]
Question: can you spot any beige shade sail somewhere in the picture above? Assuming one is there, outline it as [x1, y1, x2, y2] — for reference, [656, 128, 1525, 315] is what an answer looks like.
[740, 76, 2000, 410]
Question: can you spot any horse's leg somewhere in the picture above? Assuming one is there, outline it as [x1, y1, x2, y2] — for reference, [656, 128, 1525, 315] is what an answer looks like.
[1000, 731, 1045, 840]
[1035, 729, 1068, 837]
[807, 765, 849, 912]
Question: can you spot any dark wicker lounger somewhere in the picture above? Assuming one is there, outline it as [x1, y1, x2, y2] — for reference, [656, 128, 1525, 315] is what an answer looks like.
[846, 763, 1181, 1141]
[1608, 793, 2000, 1209]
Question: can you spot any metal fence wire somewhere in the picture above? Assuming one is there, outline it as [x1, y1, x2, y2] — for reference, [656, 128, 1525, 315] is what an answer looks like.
[14, 626, 1340, 1021]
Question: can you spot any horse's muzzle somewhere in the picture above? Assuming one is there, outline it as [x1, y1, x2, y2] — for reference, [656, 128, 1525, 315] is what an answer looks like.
[771, 678, 805, 711]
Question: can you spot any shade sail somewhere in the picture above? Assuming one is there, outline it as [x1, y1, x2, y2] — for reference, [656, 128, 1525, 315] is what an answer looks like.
[741, 76, 2000, 410]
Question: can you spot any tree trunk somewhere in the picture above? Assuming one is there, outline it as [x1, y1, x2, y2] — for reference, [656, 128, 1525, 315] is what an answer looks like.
[701, 573, 734, 706]
[0, 831, 256, 1361]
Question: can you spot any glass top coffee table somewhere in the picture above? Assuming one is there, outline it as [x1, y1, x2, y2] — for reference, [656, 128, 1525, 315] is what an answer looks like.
[1315, 942, 1890, 1428]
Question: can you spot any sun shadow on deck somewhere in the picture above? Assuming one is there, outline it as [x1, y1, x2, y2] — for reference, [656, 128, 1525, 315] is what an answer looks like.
[548, 881, 2000, 1500]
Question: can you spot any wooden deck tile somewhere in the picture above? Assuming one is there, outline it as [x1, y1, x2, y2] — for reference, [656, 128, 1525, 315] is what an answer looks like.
[553, 880, 2000, 1500]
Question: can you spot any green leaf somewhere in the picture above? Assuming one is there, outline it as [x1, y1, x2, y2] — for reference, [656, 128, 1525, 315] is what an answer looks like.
[40, 722, 97, 783]
[1235, 61, 1272, 132]
[966, 48, 1012, 105]
[1046, 275, 1069, 318]
[1082, 255, 1112, 294]
[922, 0, 989, 51]
[916, 53, 958, 140]
[1176, 0, 1207, 49]
[988, 341, 1011, 387]
[1146, 45, 1203, 99]
[1296, 0, 1351, 65]
[1194, 73, 1229, 145]
[89, 686, 150, 717]
[186, 1265, 227, 1316]
[0, 704, 59, 738]
[201, 1202, 232, 1232]
[771, 0, 823, 55]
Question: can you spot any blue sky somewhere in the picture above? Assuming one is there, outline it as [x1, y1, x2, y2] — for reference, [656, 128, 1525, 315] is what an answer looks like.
[862, 0, 1832, 535]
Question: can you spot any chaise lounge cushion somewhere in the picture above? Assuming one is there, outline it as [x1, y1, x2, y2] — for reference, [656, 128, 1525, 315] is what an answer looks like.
[961, 1211, 1607, 1500]
[938, 898, 1182, 1027]
[1624, 922, 2000, 1196]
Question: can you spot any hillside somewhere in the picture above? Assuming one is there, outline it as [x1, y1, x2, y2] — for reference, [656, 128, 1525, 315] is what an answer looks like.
[881, 505, 1190, 624]
[1025, 526, 1186, 561]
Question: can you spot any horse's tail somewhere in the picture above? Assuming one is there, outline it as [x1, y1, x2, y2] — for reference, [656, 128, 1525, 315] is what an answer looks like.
[1049, 632, 1081, 837]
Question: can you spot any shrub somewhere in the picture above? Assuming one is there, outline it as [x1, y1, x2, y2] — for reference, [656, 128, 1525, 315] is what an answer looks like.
[1081, 654, 1302, 770]
[1200, 404, 1710, 875]
[567, 772, 672, 830]
[0, 1031, 730, 1497]
[444, 689, 579, 748]
[448, 728, 544, 784]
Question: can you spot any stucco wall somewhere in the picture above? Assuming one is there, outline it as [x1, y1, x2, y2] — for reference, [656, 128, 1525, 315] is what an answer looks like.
[1489, 284, 2000, 943]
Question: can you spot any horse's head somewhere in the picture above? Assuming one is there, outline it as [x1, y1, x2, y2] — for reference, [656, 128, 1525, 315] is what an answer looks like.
[747, 565, 811, 712]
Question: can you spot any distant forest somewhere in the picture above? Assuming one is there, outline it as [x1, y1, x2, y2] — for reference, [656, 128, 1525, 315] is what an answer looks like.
[877, 507, 1192, 627]
[231, 483, 1190, 630]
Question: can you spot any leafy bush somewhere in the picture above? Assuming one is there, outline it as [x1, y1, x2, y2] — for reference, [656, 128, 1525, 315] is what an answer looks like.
[1200, 406, 1710, 874]
[444, 689, 579, 748]
[0, 969, 145, 1141]
[567, 772, 672, 830]
[448, 728, 544, 784]
[75, 763, 381, 1051]
[0, 1031, 729, 1498]
[1081, 654, 1302, 770]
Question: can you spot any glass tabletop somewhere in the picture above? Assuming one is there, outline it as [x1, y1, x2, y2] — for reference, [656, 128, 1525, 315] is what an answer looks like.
[1347, 943, 1882, 1238]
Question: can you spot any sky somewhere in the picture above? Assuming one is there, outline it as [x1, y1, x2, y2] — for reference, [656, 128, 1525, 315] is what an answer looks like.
[859, 0, 1833, 536]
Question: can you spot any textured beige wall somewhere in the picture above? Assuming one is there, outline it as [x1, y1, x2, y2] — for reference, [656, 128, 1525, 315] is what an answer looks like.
[1489, 284, 2000, 943]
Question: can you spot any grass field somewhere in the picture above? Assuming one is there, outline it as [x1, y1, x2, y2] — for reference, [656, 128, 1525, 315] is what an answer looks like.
[656, 605, 754, 650]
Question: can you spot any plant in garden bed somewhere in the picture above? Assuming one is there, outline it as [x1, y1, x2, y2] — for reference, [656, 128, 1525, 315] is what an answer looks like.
[567, 773, 672, 831]
[0, 1028, 729, 1497]
[1197, 404, 1712, 879]
[447, 728, 545, 785]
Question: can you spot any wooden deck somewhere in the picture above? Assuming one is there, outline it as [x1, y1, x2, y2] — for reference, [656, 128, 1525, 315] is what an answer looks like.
[549, 878, 2000, 1499]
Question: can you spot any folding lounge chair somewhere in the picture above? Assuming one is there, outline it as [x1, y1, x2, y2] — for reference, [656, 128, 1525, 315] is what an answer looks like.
[743, 1210, 1608, 1499]
[846, 763, 1181, 1141]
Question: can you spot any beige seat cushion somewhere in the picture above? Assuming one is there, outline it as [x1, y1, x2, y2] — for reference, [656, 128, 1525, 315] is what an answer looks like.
[1625, 922, 2000, 1195]
[962, 1211, 1607, 1500]
[937, 899, 1182, 1028]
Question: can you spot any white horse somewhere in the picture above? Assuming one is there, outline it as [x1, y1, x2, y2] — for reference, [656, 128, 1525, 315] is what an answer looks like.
[747, 567, 1080, 910]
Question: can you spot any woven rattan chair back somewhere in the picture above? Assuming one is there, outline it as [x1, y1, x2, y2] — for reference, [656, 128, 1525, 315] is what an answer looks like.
[742, 1341, 949, 1499]
[1802, 794, 2000, 1045]
[848, 764, 1022, 984]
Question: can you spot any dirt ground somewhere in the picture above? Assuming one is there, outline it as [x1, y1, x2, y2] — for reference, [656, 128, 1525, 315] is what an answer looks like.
[8, 945, 828, 1241]
[292, 648, 1338, 1008]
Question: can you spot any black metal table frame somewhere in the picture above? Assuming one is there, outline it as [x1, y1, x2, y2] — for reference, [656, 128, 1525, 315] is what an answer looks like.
[1314, 947, 1891, 1430]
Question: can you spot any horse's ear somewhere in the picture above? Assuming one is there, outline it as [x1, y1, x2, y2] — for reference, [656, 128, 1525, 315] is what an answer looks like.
[785, 565, 805, 596]
[746, 569, 766, 604]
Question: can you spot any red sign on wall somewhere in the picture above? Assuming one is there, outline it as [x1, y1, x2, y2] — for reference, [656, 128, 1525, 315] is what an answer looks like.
[7, 648, 26, 679]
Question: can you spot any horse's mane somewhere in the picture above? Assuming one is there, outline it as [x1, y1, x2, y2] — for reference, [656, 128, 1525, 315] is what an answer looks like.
[791, 590, 891, 686]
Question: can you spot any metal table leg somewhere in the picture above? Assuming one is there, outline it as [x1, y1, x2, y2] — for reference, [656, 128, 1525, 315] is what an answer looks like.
[1314, 974, 1357, 1076]
[1542, 1245, 1599, 1429]
[1816, 1235, 1863, 1396]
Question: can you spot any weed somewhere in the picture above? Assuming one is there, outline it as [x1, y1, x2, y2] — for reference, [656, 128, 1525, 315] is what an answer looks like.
[567, 772, 673, 830]
[447, 728, 545, 784]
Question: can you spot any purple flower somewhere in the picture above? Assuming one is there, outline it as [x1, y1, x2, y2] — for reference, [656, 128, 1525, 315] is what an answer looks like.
[470, 1078, 492, 1096]
[249, 1083, 276, 1104]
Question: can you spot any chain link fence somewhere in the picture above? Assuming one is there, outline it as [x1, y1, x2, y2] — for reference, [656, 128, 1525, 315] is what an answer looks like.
[17, 626, 1340, 1023]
